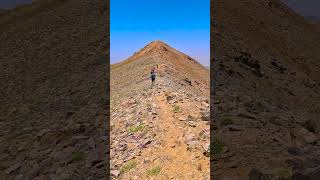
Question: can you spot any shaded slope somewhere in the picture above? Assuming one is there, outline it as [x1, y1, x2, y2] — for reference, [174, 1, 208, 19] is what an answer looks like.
[212, 0, 320, 179]
[0, 0, 108, 179]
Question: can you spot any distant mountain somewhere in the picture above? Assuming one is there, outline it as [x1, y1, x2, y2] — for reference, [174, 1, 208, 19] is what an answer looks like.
[281, 0, 320, 20]
[306, 16, 320, 24]
[0, 9, 7, 15]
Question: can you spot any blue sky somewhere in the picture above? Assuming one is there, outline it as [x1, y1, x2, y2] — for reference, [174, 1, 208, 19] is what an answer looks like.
[111, 0, 210, 66]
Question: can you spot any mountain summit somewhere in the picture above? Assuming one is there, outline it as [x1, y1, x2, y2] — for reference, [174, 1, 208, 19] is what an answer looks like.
[111, 41, 209, 103]
[125, 40, 173, 62]
[111, 41, 210, 179]
[122, 40, 206, 71]
[147, 40, 168, 47]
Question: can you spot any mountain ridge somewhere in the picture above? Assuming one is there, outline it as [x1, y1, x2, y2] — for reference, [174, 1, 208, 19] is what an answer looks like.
[110, 40, 210, 179]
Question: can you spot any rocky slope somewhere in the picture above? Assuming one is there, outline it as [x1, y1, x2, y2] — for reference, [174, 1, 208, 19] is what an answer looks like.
[212, 0, 320, 179]
[110, 41, 210, 179]
[0, 0, 108, 179]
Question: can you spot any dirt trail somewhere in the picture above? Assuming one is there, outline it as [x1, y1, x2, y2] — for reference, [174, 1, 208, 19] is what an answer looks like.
[151, 94, 208, 179]
[120, 84, 209, 179]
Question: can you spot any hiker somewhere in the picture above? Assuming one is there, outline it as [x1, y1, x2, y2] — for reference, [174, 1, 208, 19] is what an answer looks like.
[150, 67, 156, 88]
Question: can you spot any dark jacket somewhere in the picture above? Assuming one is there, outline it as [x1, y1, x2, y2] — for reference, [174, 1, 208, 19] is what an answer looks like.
[151, 70, 156, 80]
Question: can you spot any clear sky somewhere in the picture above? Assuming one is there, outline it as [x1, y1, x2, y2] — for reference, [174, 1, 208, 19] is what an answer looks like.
[111, 0, 210, 66]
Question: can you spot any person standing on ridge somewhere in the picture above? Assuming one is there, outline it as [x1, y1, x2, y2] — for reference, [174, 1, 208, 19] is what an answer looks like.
[150, 67, 156, 88]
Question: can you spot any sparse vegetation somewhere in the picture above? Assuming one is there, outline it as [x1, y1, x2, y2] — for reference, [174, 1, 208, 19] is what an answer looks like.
[128, 124, 145, 133]
[147, 166, 161, 176]
[272, 168, 292, 179]
[221, 118, 234, 126]
[198, 131, 207, 140]
[121, 161, 137, 173]
[187, 146, 192, 151]
[71, 151, 85, 162]
[172, 105, 181, 113]
[211, 138, 224, 156]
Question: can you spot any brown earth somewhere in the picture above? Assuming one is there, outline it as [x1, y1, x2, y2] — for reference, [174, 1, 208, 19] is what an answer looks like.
[212, 0, 320, 179]
[110, 41, 210, 179]
[0, 0, 108, 179]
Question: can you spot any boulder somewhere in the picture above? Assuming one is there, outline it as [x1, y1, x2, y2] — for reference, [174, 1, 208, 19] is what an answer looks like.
[185, 78, 192, 86]
[304, 119, 320, 134]
[296, 127, 318, 144]
[111, 170, 120, 177]
[201, 111, 210, 121]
